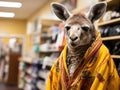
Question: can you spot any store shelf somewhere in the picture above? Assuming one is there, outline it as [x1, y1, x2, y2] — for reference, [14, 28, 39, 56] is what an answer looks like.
[111, 55, 120, 59]
[98, 18, 120, 26]
[41, 19, 61, 26]
[40, 50, 61, 53]
[36, 80, 46, 90]
[19, 57, 33, 64]
[72, 0, 113, 14]
[38, 70, 49, 80]
[102, 36, 120, 41]
[107, 0, 112, 3]
[95, 0, 112, 2]
[107, 0, 120, 8]
[41, 34, 52, 39]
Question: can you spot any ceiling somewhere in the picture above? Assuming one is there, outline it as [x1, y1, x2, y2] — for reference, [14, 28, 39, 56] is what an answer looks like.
[0, 0, 48, 19]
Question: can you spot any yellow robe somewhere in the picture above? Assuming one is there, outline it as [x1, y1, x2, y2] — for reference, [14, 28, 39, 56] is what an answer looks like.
[46, 34, 120, 90]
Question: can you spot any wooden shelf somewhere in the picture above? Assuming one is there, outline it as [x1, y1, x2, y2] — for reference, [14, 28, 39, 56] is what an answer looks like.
[95, 0, 112, 3]
[41, 34, 52, 39]
[98, 18, 120, 26]
[40, 50, 61, 53]
[107, 0, 120, 8]
[102, 36, 120, 41]
[112, 55, 120, 59]
[107, 0, 112, 3]
[19, 57, 33, 64]
[41, 19, 61, 26]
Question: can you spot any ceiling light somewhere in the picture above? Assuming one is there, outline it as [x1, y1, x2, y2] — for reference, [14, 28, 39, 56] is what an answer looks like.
[0, 1, 22, 8]
[0, 12, 15, 18]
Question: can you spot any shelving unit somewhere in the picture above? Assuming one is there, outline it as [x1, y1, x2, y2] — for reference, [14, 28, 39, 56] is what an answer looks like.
[95, 0, 112, 3]
[0, 37, 22, 85]
[19, 57, 33, 64]
[39, 50, 61, 53]
[18, 19, 63, 90]
[18, 57, 43, 90]
[0, 50, 21, 85]
[98, 18, 120, 26]
[39, 19, 63, 90]
[40, 19, 61, 44]
[111, 55, 120, 59]
[97, 0, 120, 59]
[38, 19, 63, 56]
[102, 35, 120, 41]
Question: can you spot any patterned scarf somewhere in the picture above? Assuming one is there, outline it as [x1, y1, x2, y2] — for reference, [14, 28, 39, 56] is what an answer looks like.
[60, 32, 102, 90]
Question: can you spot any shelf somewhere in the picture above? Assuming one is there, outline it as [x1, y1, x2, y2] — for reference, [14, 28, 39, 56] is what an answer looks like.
[72, 0, 112, 14]
[40, 50, 61, 53]
[107, 0, 120, 8]
[98, 18, 120, 26]
[41, 19, 61, 26]
[102, 36, 120, 41]
[95, 0, 112, 3]
[38, 70, 49, 80]
[33, 32, 40, 36]
[41, 34, 52, 39]
[19, 57, 33, 64]
[112, 55, 120, 59]
[36, 80, 46, 90]
[107, 0, 112, 3]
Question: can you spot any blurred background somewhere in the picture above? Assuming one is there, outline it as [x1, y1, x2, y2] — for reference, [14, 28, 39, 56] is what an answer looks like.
[0, 0, 120, 90]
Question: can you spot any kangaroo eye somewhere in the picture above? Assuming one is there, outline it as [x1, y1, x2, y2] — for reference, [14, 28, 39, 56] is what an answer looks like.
[65, 26, 71, 31]
[81, 25, 90, 32]
[78, 27, 80, 30]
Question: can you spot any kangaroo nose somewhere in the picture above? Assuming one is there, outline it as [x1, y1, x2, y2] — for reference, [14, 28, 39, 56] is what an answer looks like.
[70, 36, 78, 41]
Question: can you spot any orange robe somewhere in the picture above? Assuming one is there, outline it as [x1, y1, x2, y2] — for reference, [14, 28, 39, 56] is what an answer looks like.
[46, 33, 120, 90]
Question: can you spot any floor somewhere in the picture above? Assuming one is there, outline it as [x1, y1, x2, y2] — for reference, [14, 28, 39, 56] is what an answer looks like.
[0, 83, 19, 90]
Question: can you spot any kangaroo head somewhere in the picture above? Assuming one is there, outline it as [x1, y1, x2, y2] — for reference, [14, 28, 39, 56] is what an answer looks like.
[51, 2, 106, 49]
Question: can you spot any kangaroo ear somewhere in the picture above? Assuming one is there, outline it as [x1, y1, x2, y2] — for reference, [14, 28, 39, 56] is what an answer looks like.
[87, 2, 107, 22]
[51, 2, 71, 21]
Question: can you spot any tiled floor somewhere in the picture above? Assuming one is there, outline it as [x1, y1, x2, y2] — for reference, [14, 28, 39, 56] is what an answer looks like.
[0, 83, 19, 90]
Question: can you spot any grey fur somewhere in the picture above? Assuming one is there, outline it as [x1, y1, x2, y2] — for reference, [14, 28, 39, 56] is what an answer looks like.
[51, 2, 106, 76]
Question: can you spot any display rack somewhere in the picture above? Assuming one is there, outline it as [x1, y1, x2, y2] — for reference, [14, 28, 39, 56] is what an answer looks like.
[102, 35, 120, 41]
[18, 57, 44, 90]
[39, 19, 61, 44]
[98, 19, 120, 59]
[111, 55, 120, 59]
[18, 19, 62, 90]
[0, 36, 22, 85]
[98, 18, 120, 26]
[19, 57, 33, 64]
[37, 19, 62, 90]
[97, 0, 120, 59]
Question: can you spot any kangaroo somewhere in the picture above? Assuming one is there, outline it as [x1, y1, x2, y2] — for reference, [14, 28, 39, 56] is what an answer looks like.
[46, 2, 120, 90]
[51, 2, 105, 77]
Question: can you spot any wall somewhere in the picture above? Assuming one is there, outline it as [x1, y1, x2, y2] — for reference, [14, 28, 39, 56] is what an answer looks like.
[28, 0, 62, 22]
[0, 18, 26, 34]
[0, 18, 29, 54]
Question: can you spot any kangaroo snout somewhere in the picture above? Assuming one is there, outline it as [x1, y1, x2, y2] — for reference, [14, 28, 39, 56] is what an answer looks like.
[70, 36, 78, 41]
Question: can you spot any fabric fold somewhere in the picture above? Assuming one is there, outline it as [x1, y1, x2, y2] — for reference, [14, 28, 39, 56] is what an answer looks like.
[46, 33, 120, 90]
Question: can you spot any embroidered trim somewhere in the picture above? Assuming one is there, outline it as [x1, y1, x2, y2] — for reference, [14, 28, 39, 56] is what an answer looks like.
[60, 37, 102, 90]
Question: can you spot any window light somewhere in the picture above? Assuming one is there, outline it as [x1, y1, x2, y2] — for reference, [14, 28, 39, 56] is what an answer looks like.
[0, 12, 15, 18]
[0, 1, 22, 8]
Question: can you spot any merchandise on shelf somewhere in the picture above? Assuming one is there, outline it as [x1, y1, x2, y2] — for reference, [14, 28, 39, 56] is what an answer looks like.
[42, 53, 60, 69]
[100, 24, 120, 37]
[102, 4, 120, 21]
